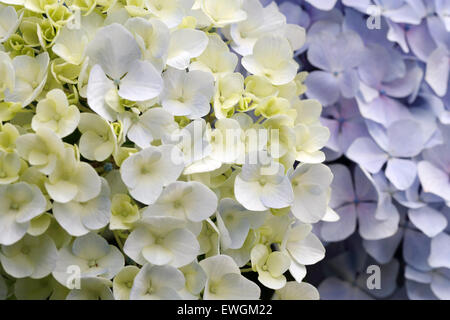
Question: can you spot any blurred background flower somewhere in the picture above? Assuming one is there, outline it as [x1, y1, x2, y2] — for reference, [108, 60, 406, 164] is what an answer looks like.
[271, 0, 450, 300]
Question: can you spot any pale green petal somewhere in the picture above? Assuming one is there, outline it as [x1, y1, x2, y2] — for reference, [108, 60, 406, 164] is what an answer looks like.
[113, 266, 140, 300]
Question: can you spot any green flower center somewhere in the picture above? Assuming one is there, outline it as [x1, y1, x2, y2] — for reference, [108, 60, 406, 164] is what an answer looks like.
[21, 246, 30, 255]
[173, 200, 182, 209]
[88, 260, 98, 268]
[259, 177, 267, 186]
[10, 202, 19, 210]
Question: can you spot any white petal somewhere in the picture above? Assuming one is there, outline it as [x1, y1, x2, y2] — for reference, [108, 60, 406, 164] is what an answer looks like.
[0, 252, 33, 278]
[97, 245, 124, 279]
[163, 228, 200, 267]
[142, 244, 173, 265]
[80, 179, 111, 231]
[182, 181, 218, 222]
[28, 235, 58, 279]
[45, 180, 78, 204]
[287, 233, 325, 265]
[199, 254, 240, 281]
[86, 65, 117, 121]
[288, 259, 307, 283]
[234, 176, 266, 211]
[123, 227, 155, 265]
[167, 29, 209, 69]
[260, 177, 294, 209]
[118, 60, 163, 101]
[53, 201, 90, 237]
[73, 162, 102, 202]
[206, 273, 260, 300]
[72, 233, 110, 260]
[0, 212, 27, 246]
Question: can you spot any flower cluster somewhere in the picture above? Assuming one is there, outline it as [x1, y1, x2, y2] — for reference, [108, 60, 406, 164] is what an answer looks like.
[0, 0, 333, 300]
[274, 0, 450, 300]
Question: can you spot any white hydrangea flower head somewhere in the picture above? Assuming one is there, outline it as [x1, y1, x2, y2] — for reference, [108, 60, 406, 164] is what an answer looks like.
[0, 0, 333, 300]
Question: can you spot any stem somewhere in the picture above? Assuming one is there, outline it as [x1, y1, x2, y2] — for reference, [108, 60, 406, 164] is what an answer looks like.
[78, 104, 92, 113]
[113, 230, 124, 252]
[240, 268, 254, 273]
[204, 24, 213, 33]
